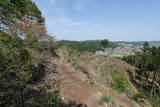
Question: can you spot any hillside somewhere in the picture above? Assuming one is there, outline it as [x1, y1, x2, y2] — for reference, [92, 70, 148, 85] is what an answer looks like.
[55, 47, 152, 107]
[0, 0, 159, 107]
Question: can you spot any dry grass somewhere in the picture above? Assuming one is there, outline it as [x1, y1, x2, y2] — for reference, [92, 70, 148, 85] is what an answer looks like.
[58, 47, 138, 96]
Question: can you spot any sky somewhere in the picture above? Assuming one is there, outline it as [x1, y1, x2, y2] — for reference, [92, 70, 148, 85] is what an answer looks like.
[33, 0, 160, 41]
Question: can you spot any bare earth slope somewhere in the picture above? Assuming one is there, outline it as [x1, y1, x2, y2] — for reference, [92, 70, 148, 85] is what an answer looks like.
[55, 58, 140, 107]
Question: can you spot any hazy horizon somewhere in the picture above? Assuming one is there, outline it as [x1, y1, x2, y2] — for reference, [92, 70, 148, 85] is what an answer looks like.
[33, 0, 160, 41]
[56, 39, 160, 42]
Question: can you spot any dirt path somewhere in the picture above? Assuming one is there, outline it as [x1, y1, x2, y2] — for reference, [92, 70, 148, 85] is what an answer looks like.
[56, 59, 140, 107]
[58, 60, 101, 107]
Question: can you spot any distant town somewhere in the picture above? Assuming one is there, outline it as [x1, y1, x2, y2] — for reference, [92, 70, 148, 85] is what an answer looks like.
[96, 41, 160, 57]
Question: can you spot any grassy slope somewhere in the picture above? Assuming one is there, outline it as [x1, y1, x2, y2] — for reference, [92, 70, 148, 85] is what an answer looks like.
[57, 47, 152, 106]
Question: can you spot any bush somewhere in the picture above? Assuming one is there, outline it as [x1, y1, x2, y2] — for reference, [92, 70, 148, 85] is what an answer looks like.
[112, 70, 129, 93]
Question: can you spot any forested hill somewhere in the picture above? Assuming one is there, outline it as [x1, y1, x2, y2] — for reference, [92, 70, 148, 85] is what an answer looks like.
[55, 40, 118, 52]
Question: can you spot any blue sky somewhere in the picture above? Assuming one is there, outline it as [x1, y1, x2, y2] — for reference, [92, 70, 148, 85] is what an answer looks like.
[33, 0, 160, 41]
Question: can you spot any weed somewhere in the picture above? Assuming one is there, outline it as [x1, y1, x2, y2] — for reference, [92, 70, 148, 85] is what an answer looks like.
[99, 94, 112, 105]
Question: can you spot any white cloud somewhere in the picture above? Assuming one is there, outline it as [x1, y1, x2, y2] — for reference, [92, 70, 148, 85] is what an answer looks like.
[45, 16, 84, 27]
[53, 7, 84, 26]
[74, 0, 89, 11]
[60, 17, 84, 26]
[46, 0, 57, 5]
[41, 1, 85, 27]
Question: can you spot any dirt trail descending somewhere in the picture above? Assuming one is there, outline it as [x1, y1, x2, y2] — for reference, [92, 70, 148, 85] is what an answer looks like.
[58, 60, 101, 107]
[56, 59, 140, 107]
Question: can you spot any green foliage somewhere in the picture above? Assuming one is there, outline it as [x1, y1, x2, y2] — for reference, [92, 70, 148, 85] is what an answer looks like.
[0, 0, 44, 23]
[0, 0, 58, 106]
[56, 40, 101, 53]
[56, 40, 118, 53]
[112, 70, 129, 93]
[139, 88, 160, 107]
[150, 94, 160, 107]
[132, 93, 146, 103]
[99, 94, 112, 105]
[27, 91, 64, 106]
[100, 39, 109, 48]
[123, 42, 160, 106]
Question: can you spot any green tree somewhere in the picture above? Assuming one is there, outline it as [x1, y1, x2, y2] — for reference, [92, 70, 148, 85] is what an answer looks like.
[122, 42, 160, 106]
[149, 46, 160, 100]
[100, 39, 109, 48]
[0, 0, 56, 106]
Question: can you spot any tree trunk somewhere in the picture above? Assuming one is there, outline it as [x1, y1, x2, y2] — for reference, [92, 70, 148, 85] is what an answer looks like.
[149, 70, 158, 100]
[20, 88, 25, 107]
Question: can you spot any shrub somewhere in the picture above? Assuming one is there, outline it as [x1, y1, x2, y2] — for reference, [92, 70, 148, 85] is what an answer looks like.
[112, 70, 129, 93]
